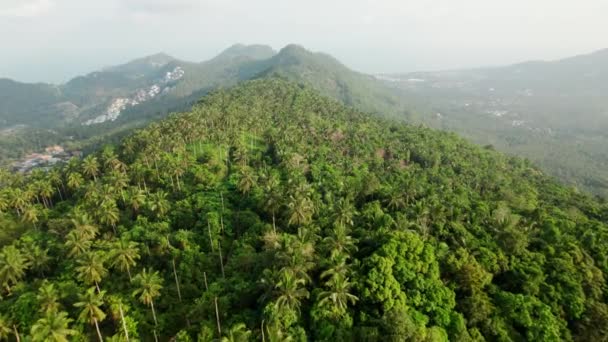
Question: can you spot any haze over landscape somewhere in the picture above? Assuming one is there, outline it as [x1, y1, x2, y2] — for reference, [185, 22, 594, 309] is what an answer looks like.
[2, 1, 608, 342]
[2, 0, 608, 82]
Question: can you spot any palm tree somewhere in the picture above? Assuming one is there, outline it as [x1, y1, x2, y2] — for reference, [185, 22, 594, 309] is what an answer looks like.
[236, 166, 257, 195]
[37, 281, 61, 314]
[110, 239, 140, 281]
[74, 287, 106, 342]
[0, 245, 31, 294]
[71, 214, 99, 240]
[148, 191, 170, 218]
[332, 198, 357, 227]
[287, 195, 314, 227]
[273, 269, 309, 315]
[82, 155, 100, 182]
[67, 172, 84, 191]
[22, 205, 40, 230]
[132, 268, 163, 326]
[76, 252, 107, 293]
[317, 273, 358, 317]
[0, 314, 12, 341]
[30, 311, 76, 342]
[221, 323, 252, 342]
[127, 187, 146, 215]
[22, 241, 50, 276]
[97, 200, 120, 234]
[65, 230, 92, 258]
[321, 224, 358, 261]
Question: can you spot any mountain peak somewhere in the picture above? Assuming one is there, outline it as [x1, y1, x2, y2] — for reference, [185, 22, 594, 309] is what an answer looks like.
[278, 44, 311, 57]
[215, 44, 276, 61]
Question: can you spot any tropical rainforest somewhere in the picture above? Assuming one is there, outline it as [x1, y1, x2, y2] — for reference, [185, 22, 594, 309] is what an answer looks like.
[1, 79, 608, 341]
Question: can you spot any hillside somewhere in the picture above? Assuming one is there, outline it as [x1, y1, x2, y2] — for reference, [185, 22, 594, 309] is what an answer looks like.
[4, 45, 608, 199]
[1, 79, 608, 341]
[381, 48, 608, 197]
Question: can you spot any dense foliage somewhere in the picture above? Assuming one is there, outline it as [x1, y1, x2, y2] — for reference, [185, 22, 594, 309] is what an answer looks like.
[1, 79, 608, 341]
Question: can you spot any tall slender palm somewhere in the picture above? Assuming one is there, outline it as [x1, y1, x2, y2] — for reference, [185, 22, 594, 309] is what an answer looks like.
[317, 273, 358, 317]
[132, 268, 163, 326]
[76, 252, 107, 293]
[74, 287, 106, 342]
[71, 214, 99, 240]
[0, 314, 12, 341]
[321, 225, 358, 261]
[82, 155, 100, 182]
[221, 323, 252, 342]
[0, 245, 31, 294]
[332, 198, 357, 228]
[148, 191, 170, 218]
[64, 230, 92, 258]
[110, 239, 140, 281]
[97, 201, 120, 233]
[287, 195, 314, 227]
[22, 205, 40, 230]
[22, 241, 50, 276]
[127, 187, 147, 215]
[37, 281, 61, 314]
[67, 172, 84, 191]
[273, 269, 309, 315]
[30, 311, 76, 342]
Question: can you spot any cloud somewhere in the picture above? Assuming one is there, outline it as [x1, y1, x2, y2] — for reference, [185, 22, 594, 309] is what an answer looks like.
[0, 0, 54, 17]
[120, 0, 202, 14]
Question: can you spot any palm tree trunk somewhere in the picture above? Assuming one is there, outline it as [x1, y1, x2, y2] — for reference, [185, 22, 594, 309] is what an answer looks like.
[57, 186, 64, 201]
[13, 324, 20, 342]
[127, 266, 132, 282]
[153, 329, 159, 342]
[94, 318, 103, 342]
[214, 296, 222, 338]
[119, 303, 130, 342]
[218, 241, 225, 279]
[150, 300, 158, 326]
[203, 271, 209, 291]
[207, 221, 215, 252]
[172, 258, 182, 301]
[95, 280, 101, 294]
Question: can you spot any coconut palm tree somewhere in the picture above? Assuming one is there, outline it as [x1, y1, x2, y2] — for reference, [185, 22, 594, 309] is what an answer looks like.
[321, 224, 358, 261]
[71, 214, 99, 240]
[22, 241, 50, 277]
[82, 156, 100, 182]
[22, 205, 40, 230]
[221, 323, 251, 342]
[74, 287, 106, 342]
[273, 269, 309, 315]
[30, 311, 76, 342]
[110, 239, 140, 281]
[287, 195, 314, 227]
[64, 230, 92, 258]
[67, 172, 84, 191]
[0, 314, 12, 341]
[0, 245, 31, 294]
[317, 273, 358, 317]
[132, 268, 163, 326]
[37, 281, 61, 314]
[76, 252, 107, 293]
[148, 191, 170, 218]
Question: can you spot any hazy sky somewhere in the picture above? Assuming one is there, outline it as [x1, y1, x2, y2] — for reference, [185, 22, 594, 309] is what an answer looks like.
[1, 0, 607, 83]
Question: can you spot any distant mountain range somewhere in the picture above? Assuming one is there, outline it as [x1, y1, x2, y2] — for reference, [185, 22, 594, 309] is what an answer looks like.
[0, 44, 395, 130]
[2, 44, 608, 197]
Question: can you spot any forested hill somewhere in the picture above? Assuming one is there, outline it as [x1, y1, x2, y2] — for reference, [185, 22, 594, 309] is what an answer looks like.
[1, 79, 608, 341]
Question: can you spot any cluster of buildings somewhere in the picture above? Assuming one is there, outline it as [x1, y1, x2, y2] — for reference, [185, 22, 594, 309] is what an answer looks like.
[12, 145, 81, 173]
[83, 66, 185, 126]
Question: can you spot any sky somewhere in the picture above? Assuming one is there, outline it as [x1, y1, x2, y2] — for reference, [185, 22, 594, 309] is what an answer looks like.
[1, 0, 607, 83]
